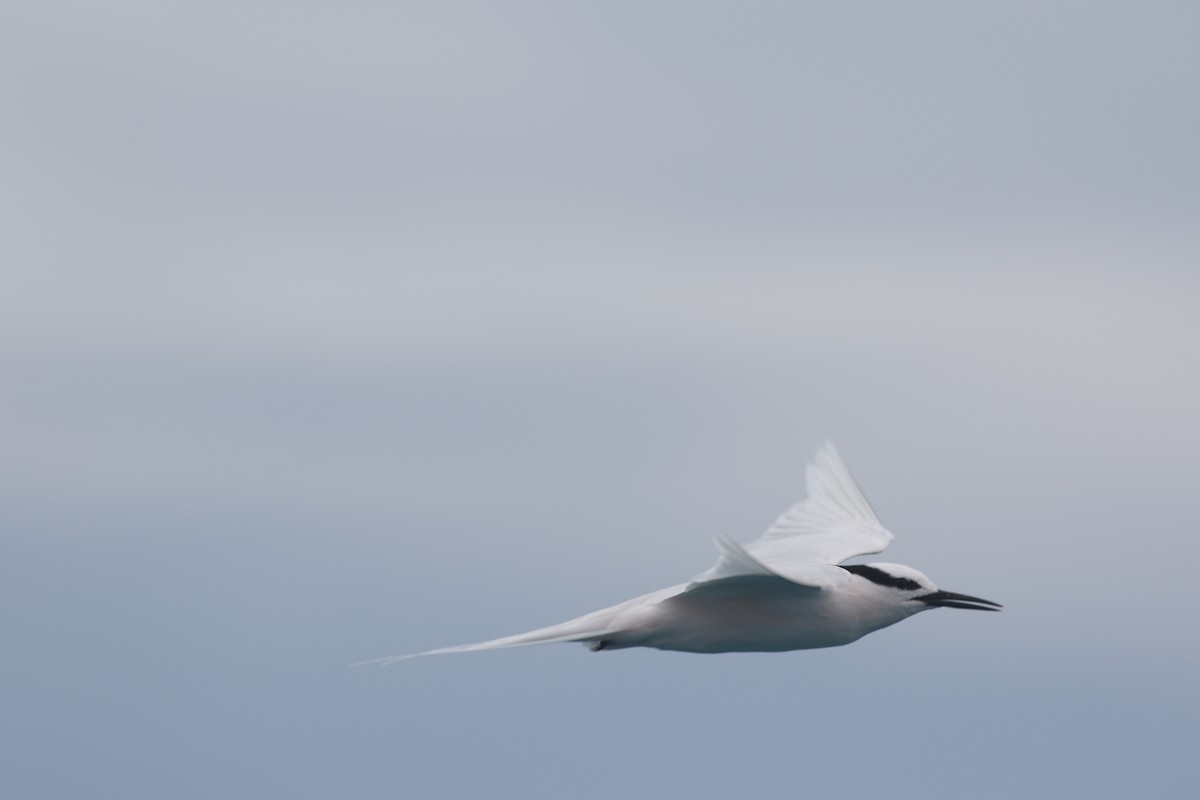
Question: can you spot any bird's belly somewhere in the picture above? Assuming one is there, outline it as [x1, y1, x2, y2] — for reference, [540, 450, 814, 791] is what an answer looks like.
[610, 587, 864, 654]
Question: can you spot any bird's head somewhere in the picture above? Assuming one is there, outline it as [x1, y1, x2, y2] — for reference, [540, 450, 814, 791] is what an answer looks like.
[841, 562, 1002, 613]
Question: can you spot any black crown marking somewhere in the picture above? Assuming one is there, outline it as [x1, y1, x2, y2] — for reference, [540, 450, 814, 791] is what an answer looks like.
[840, 564, 922, 592]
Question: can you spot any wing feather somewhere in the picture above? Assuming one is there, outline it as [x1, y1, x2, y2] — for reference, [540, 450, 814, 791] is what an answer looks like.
[687, 443, 895, 592]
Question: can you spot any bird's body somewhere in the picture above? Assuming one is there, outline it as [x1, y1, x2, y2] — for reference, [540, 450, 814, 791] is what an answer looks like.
[585, 575, 913, 654]
[358, 444, 999, 665]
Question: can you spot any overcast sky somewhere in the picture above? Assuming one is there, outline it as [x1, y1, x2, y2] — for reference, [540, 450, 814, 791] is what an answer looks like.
[3, 3, 1198, 798]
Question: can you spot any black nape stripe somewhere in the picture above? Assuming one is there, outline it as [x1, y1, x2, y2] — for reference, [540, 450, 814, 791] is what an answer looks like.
[841, 564, 922, 591]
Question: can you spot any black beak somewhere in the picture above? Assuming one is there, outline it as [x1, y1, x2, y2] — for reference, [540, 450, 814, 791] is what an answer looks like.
[919, 590, 1002, 611]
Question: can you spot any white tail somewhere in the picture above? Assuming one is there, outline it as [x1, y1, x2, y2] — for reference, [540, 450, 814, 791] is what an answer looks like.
[351, 612, 619, 666]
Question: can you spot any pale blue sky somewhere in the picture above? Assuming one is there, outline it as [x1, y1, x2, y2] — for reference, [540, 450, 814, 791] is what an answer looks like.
[3, 2, 1198, 798]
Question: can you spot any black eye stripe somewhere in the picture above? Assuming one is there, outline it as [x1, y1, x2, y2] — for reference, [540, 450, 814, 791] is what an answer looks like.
[840, 564, 922, 591]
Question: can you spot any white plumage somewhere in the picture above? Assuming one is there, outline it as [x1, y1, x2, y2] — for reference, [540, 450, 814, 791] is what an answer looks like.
[355, 443, 999, 665]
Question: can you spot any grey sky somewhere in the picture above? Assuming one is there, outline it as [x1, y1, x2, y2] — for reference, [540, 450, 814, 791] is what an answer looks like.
[3, 2, 1198, 798]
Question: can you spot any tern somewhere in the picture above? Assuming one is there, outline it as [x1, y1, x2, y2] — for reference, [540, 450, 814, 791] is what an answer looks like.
[357, 443, 1000, 665]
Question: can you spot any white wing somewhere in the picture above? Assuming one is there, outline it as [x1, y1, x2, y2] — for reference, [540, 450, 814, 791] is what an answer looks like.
[687, 443, 895, 590]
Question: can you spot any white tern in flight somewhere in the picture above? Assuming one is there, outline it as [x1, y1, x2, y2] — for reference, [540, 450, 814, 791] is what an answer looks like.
[357, 443, 999, 665]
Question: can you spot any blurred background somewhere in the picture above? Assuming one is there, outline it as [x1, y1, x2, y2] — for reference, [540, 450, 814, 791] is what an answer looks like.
[3, 2, 1197, 797]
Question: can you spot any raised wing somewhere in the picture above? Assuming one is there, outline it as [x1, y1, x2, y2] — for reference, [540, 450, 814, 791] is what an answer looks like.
[686, 443, 894, 590]
[753, 442, 892, 557]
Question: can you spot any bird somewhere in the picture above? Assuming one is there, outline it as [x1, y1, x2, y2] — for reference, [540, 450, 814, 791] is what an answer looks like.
[355, 443, 1000, 665]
